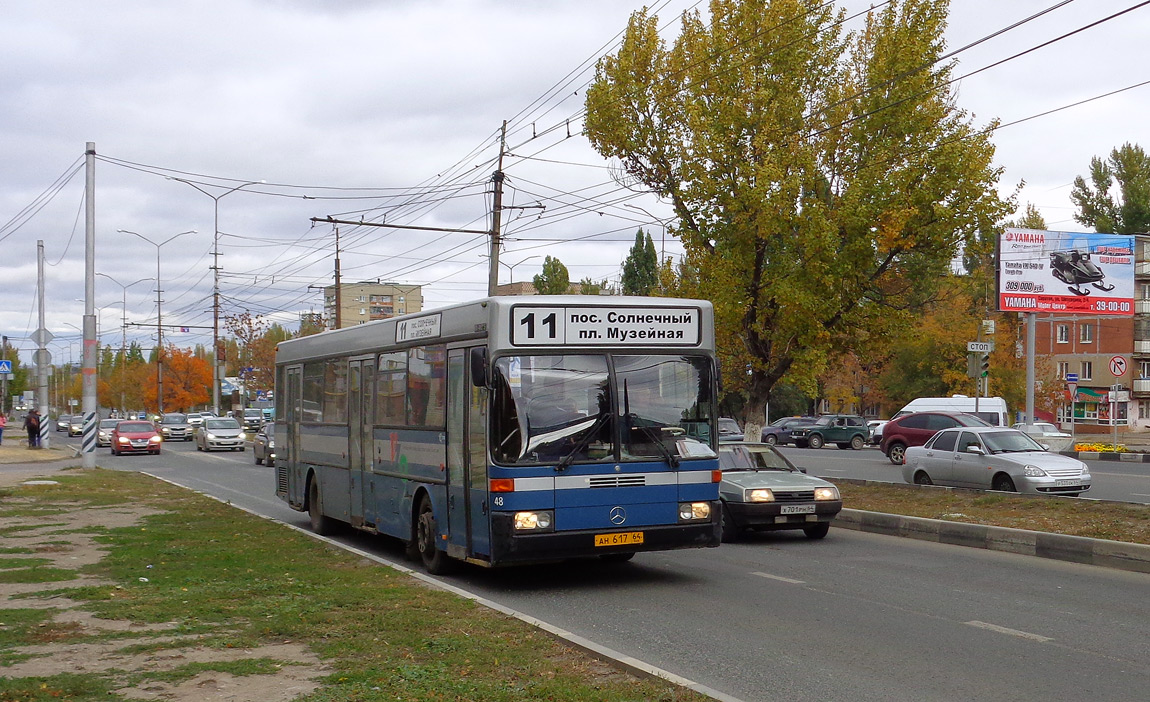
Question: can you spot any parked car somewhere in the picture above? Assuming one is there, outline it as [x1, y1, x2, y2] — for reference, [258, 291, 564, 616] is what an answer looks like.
[155, 412, 193, 441]
[241, 408, 265, 433]
[902, 426, 1091, 496]
[110, 420, 162, 456]
[195, 417, 246, 452]
[1011, 422, 1071, 439]
[788, 415, 868, 450]
[760, 416, 813, 446]
[67, 414, 85, 437]
[253, 423, 275, 466]
[717, 417, 744, 441]
[717, 442, 843, 541]
[96, 418, 119, 447]
[880, 411, 990, 465]
[867, 420, 888, 446]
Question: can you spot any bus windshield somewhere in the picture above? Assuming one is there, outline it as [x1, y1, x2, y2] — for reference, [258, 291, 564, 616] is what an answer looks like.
[490, 353, 715, 466]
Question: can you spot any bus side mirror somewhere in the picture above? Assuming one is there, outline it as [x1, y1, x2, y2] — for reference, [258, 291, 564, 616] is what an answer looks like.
[470, 347, 488, 387]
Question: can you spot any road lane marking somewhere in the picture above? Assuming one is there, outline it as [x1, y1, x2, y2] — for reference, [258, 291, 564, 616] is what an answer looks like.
[965, 620, 1052, 642]
[751, 572, 805, 584]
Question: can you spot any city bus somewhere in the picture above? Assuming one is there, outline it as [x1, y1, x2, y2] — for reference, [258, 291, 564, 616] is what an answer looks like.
[274, 295, 721, 573]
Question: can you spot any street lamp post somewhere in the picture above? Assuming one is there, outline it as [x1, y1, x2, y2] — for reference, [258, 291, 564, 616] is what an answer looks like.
[117, 229, 196, 414]
[501, 255, 541, 286]
[96, 273, 154, 415]
[167, 177, 264, 416]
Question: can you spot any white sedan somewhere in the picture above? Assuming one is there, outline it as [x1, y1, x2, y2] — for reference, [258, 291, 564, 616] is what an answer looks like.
[902, 426, 1090, 497]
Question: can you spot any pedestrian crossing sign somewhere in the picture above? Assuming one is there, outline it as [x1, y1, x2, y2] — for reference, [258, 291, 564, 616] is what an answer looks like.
[0, 360, 11, 373]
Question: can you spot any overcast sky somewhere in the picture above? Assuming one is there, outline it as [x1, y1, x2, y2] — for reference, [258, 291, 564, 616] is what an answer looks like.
[2, 0, 1147, 366]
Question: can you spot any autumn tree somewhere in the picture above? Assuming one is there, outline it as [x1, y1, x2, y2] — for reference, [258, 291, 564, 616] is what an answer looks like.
[584, 0, 1010, 439]
[621, 229, 658, 295]
[143, 345, 211, 412]
[1071, 142, 1150, 234]
[533, 256, 570, 295]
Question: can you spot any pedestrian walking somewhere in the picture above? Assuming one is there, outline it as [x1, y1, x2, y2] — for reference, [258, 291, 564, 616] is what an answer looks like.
[0, 411, 7, 445]
[23, 408, 40, 448]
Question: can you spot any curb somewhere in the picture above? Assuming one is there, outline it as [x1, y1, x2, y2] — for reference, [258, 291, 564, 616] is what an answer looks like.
[834, 508, 1150, 574]
[1061, 450, 1150, 463]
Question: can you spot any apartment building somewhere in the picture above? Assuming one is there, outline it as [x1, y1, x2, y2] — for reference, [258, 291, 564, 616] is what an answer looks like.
[323, 282, 423, 329]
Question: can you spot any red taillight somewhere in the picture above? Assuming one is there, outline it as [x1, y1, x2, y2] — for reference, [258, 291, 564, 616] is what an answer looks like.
[712, 469, 722, 483]
[489, 478, 515, 493]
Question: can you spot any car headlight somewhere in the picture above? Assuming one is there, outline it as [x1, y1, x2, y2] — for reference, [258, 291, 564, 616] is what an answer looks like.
[745, 488, 775, 502]
[1022, 465, 1048, 477]
[679, 502, 711, 520]
[267, 440, 275, 449]
[513, 510, 553, 531]
[814, 486, 840, 501]
[117, 437, 130, 444]
[206, 433, 216, 440]
[1080, 465, 1090, 477]
[149, 436, 161, 443]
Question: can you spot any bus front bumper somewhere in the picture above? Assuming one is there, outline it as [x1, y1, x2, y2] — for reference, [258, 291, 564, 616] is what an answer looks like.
[488, 505, 720, 565]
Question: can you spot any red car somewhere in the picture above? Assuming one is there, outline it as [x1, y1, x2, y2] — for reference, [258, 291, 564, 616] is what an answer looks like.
[110, 420, 162, 456]
[879, 411, 989, 465]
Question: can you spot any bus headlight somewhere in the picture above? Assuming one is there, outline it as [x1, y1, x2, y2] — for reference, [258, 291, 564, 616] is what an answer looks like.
[814, 486, 839, 501]
[679, 502, 711, 521]
[513, 510, 553, 531]
[745, 488, 775, 502]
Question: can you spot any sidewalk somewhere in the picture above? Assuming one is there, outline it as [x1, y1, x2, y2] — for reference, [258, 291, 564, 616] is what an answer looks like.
[0, 442, 83, 487]
[1060, 428, 1150, 462]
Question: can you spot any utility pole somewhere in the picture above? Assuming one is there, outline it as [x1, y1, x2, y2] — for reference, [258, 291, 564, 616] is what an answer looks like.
[334, 227, 342, 329]
[36, 241, 50, 450]
[81, 142, 97, 467]
[488, 120, 507, 297]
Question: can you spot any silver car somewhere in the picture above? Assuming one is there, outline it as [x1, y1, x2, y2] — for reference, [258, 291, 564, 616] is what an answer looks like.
[253, 423, 275, 466]
[96, 418, 119, 447]
[717, 442, 843, 541]
[156, 412, 193, 441]
[195, 417, 246, 452]
[902, 426, 1091, 496]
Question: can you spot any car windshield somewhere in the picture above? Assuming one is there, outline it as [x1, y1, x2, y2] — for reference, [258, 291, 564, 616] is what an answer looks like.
[244, 410, 262, 418]
[261, 424, 275, 437]
[99, 420, 118, 429]
[490, 353, 716, 466]
[981, 430, 1044, 454]
[117, 422, 153, 433]
[742, 446, 798, 472]
[205, 419, 241, 430]
[160, 414, 187, 424]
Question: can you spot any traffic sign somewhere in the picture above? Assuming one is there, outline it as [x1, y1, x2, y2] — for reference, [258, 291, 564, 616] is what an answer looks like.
[30, 328, 53, 346]
[1109, 355, 1128, 377]
[966, 341, 994, 353]
[1065, 372, 1078, 383]
[0, 360, 10, 373]
[1067, 382, 1077, 396]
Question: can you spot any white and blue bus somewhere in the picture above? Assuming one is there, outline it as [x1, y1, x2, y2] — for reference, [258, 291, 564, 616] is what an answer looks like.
[274, 296, 721, 573]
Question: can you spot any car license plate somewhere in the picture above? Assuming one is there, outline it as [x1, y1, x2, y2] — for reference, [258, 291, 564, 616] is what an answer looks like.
[1054, 479, 1079, 487]
[595, 531, 644, 547]
[780, 504, 816, 515]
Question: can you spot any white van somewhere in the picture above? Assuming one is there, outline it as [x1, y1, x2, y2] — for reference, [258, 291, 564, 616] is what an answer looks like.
[893, 396, 1008, 426]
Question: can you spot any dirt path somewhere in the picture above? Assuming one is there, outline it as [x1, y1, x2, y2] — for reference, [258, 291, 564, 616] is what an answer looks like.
[0, 481, 332, 700]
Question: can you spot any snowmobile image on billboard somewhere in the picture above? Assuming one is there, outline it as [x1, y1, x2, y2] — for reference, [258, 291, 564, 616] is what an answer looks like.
[1049, 249, 1115, 296]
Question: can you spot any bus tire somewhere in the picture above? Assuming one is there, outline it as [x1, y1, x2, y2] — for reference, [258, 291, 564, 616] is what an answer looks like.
[416, 496, 454, 575]
[307, 476, 338, 536]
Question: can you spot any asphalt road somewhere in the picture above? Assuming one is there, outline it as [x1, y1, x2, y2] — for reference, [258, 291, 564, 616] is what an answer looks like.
[775, 444, 1150, 504]
[60, 434, 1150, 702]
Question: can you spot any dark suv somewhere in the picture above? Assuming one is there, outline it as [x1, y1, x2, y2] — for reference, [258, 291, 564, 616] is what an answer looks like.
[879, 411, 990, 465]
[241, 408, 265, 433]
[760, 416, 814, 446]
[788, 415, 868, 450]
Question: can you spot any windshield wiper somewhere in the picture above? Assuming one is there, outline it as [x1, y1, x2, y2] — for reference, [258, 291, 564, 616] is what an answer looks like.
[647, 431, 681, 469]
[555, 413, 612, 472]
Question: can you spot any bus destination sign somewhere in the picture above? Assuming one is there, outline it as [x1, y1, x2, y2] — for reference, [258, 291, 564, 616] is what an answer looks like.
[510, 305, 701, 346]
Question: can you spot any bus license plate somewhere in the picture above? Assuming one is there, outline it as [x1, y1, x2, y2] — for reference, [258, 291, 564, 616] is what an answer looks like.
[595, 531, 644, 547]
[780, 505, 816, 515]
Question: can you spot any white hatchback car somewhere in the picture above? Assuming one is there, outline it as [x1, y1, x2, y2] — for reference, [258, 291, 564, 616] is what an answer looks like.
[195, 417, 246, 452]
[903, 426, 1090, 497]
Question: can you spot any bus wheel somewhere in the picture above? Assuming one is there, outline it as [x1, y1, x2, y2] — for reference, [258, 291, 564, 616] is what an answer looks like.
[416, 497, 454, 575]
[308, 477, 338, 536]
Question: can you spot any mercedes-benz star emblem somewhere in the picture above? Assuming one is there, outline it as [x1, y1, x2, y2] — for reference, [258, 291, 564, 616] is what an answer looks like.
[609, 506, 627, 525]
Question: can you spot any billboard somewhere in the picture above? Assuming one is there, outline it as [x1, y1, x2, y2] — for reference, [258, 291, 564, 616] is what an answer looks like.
[998, 228, 1135, 315]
